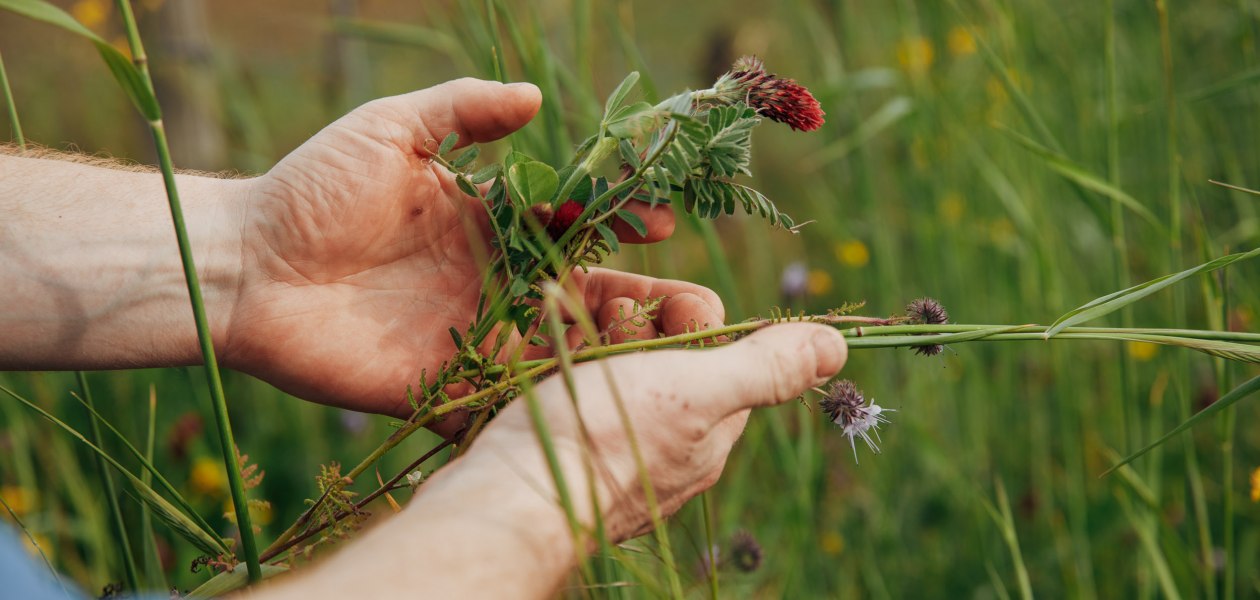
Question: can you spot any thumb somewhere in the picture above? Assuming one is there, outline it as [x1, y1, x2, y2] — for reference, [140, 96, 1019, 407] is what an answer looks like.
[355, 78, 542, 155]
[681, 323, 848, 422]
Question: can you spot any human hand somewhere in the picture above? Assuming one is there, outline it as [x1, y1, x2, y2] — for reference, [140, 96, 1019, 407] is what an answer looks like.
[458, 323, 848, 544]
[219, 79, 722, 419]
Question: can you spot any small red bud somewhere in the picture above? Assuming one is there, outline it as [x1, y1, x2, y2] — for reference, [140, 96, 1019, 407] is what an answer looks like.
[547, 200, 585, 239]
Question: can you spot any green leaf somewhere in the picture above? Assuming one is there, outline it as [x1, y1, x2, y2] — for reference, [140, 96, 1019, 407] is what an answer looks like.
[508, 303, 534, 335]
[602, 71, 640, 118]
[438, 131, 459, 155]
[0, 0, 159, 120]
[455, 176, 479, 198]
[1046, 247, 1260, 337]
[451, 145, 479, 168]
[594, 222, 620, 253]
[509, 277, 531, 298]
[470, 163, 501, 184]
[448, 327, 464, 349]
[508, 160, 559, 206]
[185, 564, 289, 599]
[1104, 375, 1260, 476]
[1000, 127, 1160, 228]
[616, 209, 649, 237]
[618, 139, 641, 170]
[607, 101, 656, 138]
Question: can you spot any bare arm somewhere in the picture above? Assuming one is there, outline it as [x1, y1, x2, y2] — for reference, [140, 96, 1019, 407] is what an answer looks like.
[0, 153, 245, 369]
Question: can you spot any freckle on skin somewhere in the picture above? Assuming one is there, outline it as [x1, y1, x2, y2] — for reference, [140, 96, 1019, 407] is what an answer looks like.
[409, 206, 424, 219]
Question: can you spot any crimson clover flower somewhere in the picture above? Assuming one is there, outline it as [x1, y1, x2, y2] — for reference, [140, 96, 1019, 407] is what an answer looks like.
[712, 55, 826, 132]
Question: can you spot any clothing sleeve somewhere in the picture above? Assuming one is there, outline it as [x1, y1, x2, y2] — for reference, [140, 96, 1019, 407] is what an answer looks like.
[0, 524, 83, 599]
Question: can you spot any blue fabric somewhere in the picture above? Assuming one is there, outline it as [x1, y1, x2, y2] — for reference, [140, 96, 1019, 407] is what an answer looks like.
[0, 524, 82, 599]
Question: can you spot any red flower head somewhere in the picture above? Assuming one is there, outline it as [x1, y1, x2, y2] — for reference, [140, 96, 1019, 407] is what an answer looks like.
[547, 199, 585, 239]
[719, 55, 825, 132]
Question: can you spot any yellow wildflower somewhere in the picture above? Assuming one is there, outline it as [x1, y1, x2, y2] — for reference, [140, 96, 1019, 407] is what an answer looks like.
[835, 240, 870, 268]
[189, 457, 227, 496]
[820, 530, 845, 555]
[71, 0, 107, 29]
[0, 486, 35, 517]
[807, 269, 833, 296]
[939, 192, 965, 225]
[947, 26, 977, 56]
[1127, 341, 1159, 362]
[896, 36, 935, 74]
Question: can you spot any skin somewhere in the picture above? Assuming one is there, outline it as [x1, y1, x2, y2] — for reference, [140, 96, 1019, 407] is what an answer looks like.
[0, 78, 848, 598]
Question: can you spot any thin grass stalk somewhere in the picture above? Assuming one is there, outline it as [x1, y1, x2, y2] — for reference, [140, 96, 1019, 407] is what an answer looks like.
[992, 478, 1033, 600]
[0, 487, 69, 598]
[75, 372, 140, 593]
[63, 386, 224, 549]
[1156, 4, 1212, 596]
[700, 492, 718, 600]
[0, 49, 24, 149]
[548, 283, 685, 596]
[140, 385, 165, 589]
[541, 292, 600, 591]
[111, 0, 260, 581]
[1218, 270, 1236, 600]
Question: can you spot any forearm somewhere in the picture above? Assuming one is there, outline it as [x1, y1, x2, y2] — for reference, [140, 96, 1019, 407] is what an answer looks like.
[0, 153, 246, 370]
[255, 452, 576, 599]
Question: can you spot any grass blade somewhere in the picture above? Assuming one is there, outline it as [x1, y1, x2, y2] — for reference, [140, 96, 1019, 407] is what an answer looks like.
[0, 488, 70, 598]
[999, 126, 1161, 228]
[140, 385, 166, 590]
[75, 372, 140, 593]
[1, 384, 229, 555]
[0, 49, 24, 148]
[0, 0, 157, 119]
[1104, 375, 1260, 475]
[1046, 247, 1260, 337]
[184, 563, 289, 599]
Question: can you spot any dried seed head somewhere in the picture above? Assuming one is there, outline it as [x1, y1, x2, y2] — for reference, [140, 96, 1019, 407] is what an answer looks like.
[905, 297, 948, 356]
[716, 55, 825, 132]
[819, 379, 892, 462]
[729, 530, 764, 573]
[906, 297, 949, 325]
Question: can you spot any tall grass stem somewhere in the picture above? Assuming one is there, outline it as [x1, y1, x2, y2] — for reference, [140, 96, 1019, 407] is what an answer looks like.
[113, 0, 261, 581]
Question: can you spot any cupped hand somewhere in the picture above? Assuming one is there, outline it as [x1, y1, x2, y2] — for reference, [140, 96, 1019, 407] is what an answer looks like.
[219, 78, 722, 417]
[462, 323, 848, 543]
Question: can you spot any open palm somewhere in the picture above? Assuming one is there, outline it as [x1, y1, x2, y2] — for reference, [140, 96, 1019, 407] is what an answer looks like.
[219, 79, 723, 419]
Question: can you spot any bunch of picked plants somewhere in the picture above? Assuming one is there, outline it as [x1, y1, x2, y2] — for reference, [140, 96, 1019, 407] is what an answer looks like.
[2, 2, 1260, 596]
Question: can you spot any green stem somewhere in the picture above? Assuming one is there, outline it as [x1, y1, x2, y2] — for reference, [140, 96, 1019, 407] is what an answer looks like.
[113, 0, 261, 582]
[0, 49, 24, 149]
[701, 492, 719, 600]
[76, 372, 141, 593]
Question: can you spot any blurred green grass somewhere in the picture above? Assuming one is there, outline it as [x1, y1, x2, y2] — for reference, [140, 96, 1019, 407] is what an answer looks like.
[2, 0, 1260, 597]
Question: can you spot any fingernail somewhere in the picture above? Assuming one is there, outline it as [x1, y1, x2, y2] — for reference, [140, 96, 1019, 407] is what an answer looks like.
[505, 81, 539, 91]
[811, 328, 847, 378]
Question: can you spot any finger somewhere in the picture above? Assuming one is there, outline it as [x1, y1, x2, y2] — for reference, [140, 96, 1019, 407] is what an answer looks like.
[598, 297, 660, 344]
[659, 292, 724, 336]
[610, 199, 675, 244]
[564, 268, 725, 325]
[357, 78, 542, 155]
[661, 323, 847, 422]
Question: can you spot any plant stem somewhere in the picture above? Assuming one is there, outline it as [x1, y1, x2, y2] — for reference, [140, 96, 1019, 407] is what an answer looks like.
[113, 0, 260, 582]
[76, 372, 141, 593]
[0, 49, 24, 149]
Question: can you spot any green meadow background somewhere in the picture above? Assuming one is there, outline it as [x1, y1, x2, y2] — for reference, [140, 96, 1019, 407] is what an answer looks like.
[2, 0, 1259, 597]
